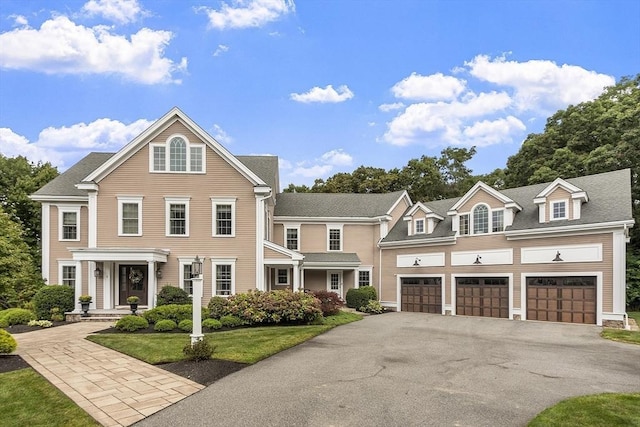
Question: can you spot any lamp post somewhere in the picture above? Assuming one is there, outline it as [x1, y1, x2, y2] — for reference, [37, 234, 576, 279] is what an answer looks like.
[190, 255, 204, 345]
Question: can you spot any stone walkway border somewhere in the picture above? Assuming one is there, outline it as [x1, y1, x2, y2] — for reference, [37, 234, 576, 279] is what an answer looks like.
[15, 322, 204, 426]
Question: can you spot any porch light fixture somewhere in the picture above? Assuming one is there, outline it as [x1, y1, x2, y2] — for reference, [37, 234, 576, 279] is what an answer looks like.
[473, 255, 482, 265]
[552, 251, 563, 262]
[94, 267, 102, 278]
[156, 267, 163, 279]
[413, 258, 421, 266]
[191, 255, 202, 277]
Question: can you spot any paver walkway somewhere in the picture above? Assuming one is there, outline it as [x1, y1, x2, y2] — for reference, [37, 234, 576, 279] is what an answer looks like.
[15, 322, 204, 426]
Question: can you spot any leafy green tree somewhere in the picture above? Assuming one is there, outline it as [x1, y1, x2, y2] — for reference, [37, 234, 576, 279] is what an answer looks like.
[0, 206, 44, 308]
[282, 183, 311, 193]
[0, 155, 58, 270]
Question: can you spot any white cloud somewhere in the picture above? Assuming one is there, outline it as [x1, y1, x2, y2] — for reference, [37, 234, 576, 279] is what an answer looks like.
[391, 72, 466, 101]
[290, 148, 353, 179]
[462, 116, 526, 147]
[290, 84, 354, 103]
[321, 149, 353, 166]
[292, 163, 333, 178]
[199, 0, 295, 30]
[379, 102, 405, 112]
[82, 0, 145, 24]
[213, 44, 229, 56]
[0, 15, 186, 84]
[465, 54, 615, 111]
[9, 15, 28, 27]
[0, 118, 153, 169]
[211, 124, 233, 144]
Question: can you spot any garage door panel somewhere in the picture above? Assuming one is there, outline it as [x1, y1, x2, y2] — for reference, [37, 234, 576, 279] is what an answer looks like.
[401, 278, 442, 314]
[527, 277, 596, 324]
[456, 277, 508, 319]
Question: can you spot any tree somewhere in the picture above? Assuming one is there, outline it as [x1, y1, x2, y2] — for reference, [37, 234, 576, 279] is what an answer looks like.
[0, 154, 58, 270]
[0, 206, 44, 308]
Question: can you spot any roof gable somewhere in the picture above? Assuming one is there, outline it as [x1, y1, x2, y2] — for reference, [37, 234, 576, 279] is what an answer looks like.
[534, 177, 588, 203]
[83, 107, 267, 188]
[404, 202, 444, 221]
[448, 181, 522, 215]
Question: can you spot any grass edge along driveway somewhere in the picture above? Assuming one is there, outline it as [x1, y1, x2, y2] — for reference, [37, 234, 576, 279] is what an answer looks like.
[86, 311, 363, 365]
[600, 311, 640, 345]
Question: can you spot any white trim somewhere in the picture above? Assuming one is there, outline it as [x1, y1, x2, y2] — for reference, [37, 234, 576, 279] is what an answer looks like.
[165, 197, 190, 237]
[211, 197, 237, 237]
[117, 196, 143, 236]
[386, 191, 413, 215]
[275, 215, 393, 224]
[504, 220, 635, 239]
[57, 205, 81, 242]
[397, 252, 445, 268]
[451, 273, 514, 319]
[178, 257, 198, 296]
[58, 260, 81, 311]
[520, 272, 603, 326]
[520, 243, 602, 264]
[326, 224, 344, 252]
[103, 261, 112, 309]
[550, 199, 569, 221]
[357, 266, 373, 288]
[447, 181, 522, 214]
[535, 178, 584, 199]
[263, 240, 304, 261]
[70, 247, 169, 263]
[396, 274, 446, 315]
[327, 271, 343, 298]
[88, 192, 97, 247]
[41, 203, 50, 283]
[612, 230, 626, 314]
[451, 249, 513, 266]
[276, 268, 290, 285]
[211, 258, 237, 296]
[89, 261, 97, 309]
[414, 218, 425, 234]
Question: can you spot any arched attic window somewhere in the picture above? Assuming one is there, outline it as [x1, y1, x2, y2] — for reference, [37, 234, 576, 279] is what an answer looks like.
[473, 205, 489, 234]
[169, 137, 187, 172]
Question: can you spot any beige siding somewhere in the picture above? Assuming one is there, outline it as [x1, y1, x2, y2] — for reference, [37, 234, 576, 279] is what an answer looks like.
[387, 196, 410, 231]
[299, 224, 327, 252]
[381, 233, 614, 312]
[272, 223, 285, 247]
[264, 246, 291, 260]
[48, 204, 88, 285]
[304, 270, 327, 292]
[458, 189, 506, 212]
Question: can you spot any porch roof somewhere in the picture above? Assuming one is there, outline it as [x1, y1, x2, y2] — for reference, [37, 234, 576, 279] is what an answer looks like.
[301, 252, 361, 269]
[69, 247, 170, 263]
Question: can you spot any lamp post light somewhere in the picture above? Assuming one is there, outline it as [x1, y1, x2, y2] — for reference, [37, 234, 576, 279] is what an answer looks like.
[190, 255, 204, 345]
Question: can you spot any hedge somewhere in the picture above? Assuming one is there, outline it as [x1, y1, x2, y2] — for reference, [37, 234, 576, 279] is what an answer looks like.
[345, 286, 377, 310]
[33, 285, 74, 320]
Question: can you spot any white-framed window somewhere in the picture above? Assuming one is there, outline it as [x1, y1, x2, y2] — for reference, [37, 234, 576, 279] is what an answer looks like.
[277, 268, 290, 285]
[358, 268, 372, 287]
[118, 196, 143, 236]
[473, 205, 489, 234]
[165, 197, 190, 237]
[285, 226, 300, 251]
[414, 218, 425, 234]
[178, 258, 196, 295]
[150, 134, 205, 173]
[492, 210, 504, 233]
[58, 206, 81, 241]
[459, 214, 470, 236]
[551, 200, 568, 220]
[58, 261, 79, 287]
[327, 225, 343, 251]
[211, 258, 236, 296]
[212, 198, 236, 237]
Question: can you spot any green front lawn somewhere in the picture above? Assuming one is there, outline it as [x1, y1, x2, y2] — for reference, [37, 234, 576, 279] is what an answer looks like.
[0, 368, 100, 427]
[528, 393, 640, 427]
[628, 311, 640, 324]
[600, 311, 640, 345]
[87, 311, 362, 365]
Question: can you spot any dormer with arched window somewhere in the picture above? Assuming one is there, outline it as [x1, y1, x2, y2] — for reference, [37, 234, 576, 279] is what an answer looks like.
[149, 134, 206, 174]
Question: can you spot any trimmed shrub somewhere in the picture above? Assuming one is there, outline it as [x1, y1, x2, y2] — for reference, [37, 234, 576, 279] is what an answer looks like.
[156, 286, 191, 306]
[346, 286, 377, 310]
[359, 300, 385, 314]
[219, 315, 245, 328]
[0, 330, 17, 354]
[0, 308, 36, 327]
[154, 319, 177, 332]
[33, 285, 74, 320]
[27, 319, 53, 328]
[115, 315, 149, 332]
[211, 290, 323, 326]
[312, 290, 345, 316]
[202, 318, 222, 331]
[207, 296, 229, 319]
[183, 339, 215, 361]
[178, 319, 193, 332]
[143, 304, 207, 324]
[49, 307, 64, 322]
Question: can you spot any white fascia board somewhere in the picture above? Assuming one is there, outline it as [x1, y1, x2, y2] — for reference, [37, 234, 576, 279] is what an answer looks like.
[449, 181, 515, 212]
[303, 262, 361, 269]
[273, 216, 385, 224]
[386, 191, 413, 215]
[505, 220, 635, 240]
[379, 236, 457, 248]
[76, 182, 99, 191]
[535, 178, 583, 198]
[263, 240, 304, 260]
[30, 195, 88, 202]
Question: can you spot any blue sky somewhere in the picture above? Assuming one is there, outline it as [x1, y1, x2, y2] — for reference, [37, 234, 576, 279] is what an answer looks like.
[1, 0, 639, 188]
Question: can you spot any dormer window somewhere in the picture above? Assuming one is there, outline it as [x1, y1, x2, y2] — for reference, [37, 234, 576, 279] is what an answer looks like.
[551, 201, 567, 220]
[473, 205, 488, 234]
[415, 219, 425, 234]
[492, 210, 504, 232]
[457, 205, 505, 236]
[150, 135, 205, 173]
[459, 214, 470, 235]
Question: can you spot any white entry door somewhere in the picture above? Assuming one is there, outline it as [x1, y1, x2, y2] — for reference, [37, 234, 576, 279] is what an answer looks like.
[328, 272, 343, 297]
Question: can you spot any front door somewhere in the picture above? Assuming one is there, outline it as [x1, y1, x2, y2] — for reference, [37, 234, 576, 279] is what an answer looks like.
[328, 272, 343, 297]
[119, 265, 147, 305]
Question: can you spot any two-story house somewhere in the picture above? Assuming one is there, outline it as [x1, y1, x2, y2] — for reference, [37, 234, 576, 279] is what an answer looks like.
[31, 107, 634, 327]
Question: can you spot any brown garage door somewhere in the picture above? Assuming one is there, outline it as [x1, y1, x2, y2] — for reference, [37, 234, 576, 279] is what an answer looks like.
[527, 276, 596, 324]
[456, 277, 508, 318]
[401, 278, 442, 313]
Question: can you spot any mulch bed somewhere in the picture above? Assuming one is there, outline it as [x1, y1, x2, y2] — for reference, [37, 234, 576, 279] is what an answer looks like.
[159, 359, 247, 386]
[0, 355, 30, 374]
[2, 321, 68, 334]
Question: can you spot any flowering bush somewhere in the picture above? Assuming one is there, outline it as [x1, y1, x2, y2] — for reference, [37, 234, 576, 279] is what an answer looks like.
[27, 319, 53, 328]
[208, 290, 322, 326]
[311, 290, 345, 316]
[143, 304, 208, 324]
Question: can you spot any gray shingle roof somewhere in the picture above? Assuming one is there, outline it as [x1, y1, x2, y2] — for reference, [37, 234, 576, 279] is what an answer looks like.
[302, 252, 361, 264]
[382, 169, 634, 243]
[31, 152, 115, 198]
[275, 190, 407, 218]
[237, 155, 279, 191]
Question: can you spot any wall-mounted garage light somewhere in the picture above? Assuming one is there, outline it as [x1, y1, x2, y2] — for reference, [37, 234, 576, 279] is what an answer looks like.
[473, 255, 482, 265]
[552, 251, 563, 262]
[413, 258, 421, 266]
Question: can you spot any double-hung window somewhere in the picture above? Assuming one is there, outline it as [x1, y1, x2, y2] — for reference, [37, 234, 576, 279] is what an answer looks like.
[183, 264, 194, 295]
[327, 225, 343, 251]
[415, 219, 425, 234]
[277, 269, 290, 285]
[552, 201, 567, 220]
[58, 206, 80, 241]
[59, 261, 78, 288]
[285, 226, 299, 251]
[212, 258, 236, 296]
[358, 268, 372, 287]
[150, 135, 204, 173]
[212, 198, 236, 237]
[492, 210, 504, 232]
[118, 196, 143, 236]
[459, 214, 470, 236]
[165, 197, 190, 237]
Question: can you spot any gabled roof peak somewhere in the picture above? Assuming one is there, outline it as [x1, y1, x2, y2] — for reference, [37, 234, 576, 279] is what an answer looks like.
[534, 177, 588, 202]
[447, 181, 522, 215]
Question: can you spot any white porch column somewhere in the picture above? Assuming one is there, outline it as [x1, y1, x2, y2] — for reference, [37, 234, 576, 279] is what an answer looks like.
[293, 263, 300, 291]
[147, 261, 156, 308]
[103, 262, 112, 309]
[41, 203, 50, 283]
[300, 267, 305, 291]
[191, 273, 204, 344]
[353, 269, 358, 289]
[89, 261, 97, 309]
[74, 261, 82, 312]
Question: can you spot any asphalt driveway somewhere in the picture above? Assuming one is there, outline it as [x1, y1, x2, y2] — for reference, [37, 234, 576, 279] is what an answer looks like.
[136, 313, 640, 427]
